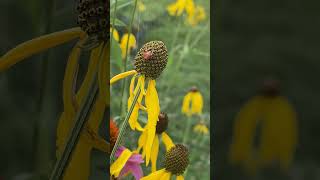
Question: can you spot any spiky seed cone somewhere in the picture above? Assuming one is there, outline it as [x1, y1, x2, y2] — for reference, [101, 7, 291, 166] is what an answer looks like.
[156, 112, 169, 134]
[76, 0, 109, 41]
[164, 144, 189, 175]
[134, 41, 168, 79]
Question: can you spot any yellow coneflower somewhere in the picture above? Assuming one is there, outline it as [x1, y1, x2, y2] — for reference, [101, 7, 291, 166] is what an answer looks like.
[110, 41, 168, 168]
[193, 122, 209, 135]
[120, 33, 137, 59]
[229, 94, 298, 174]
[181, 86, 203, 116]
[141, 143, 189, 180]
[137, 112, 175, 172]
[1, 1, 110, 179]
[167, 0, 195, 17]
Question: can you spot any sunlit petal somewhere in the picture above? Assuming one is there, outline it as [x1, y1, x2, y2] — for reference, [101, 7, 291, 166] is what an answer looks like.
[162, 132, 175, 151]
[151, 135, 160, 172]
[110, 149, 133, 177]
[140, 169, 166, 180]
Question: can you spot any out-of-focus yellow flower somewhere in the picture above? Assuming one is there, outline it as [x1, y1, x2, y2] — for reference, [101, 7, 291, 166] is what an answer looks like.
[181, 86, 203, 116]
[193, 122, 209, 135]
[138, 0, 146, 12]
[167, 0, 195, 17]
[120, 33, 137, 59]
[110, 27, 120, 42]
[187, 5, 206, 26]
[229, 95, 298, 175]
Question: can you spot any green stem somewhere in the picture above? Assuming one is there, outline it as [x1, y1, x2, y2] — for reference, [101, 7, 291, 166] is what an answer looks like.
[182, 116, 192, 145]
[119, 0, 138, 119]
[110, 87, 141, 162]
[34, 0, 56, 174]
[184, 132, 207, 177]
[190, 22, 210, 49]
[110, 0, 118, 47]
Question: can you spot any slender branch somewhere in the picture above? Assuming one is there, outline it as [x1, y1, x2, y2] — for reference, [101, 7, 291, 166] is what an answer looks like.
[110, 0, 118, 47]
[110, 87, 141, 162]
[119, 0, 139, 120]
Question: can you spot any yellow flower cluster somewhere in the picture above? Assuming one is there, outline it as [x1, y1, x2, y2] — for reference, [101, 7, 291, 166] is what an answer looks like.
[167, 0, 206, 26]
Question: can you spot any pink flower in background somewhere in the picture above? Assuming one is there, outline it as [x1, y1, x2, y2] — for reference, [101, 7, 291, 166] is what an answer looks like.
[115, 146, 144, 180]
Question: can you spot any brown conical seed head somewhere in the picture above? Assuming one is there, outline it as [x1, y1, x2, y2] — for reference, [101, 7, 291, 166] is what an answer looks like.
[190, 86, 198, 92]
[156, 112, 168, 134]
[164, 144, 189, 175]
[134, 41, 168, 79]
[76, 0, 109, 41]
[260, 78, 280, 97]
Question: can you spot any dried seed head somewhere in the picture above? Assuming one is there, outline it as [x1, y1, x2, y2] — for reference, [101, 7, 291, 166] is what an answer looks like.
[76, 0, 109, 41]
[190, 86, 198, 92]
[164, 144, 189, 175]
[260, 78, 280, 97]
[134, 41, 168, 79]
[156, 112, 169, 134]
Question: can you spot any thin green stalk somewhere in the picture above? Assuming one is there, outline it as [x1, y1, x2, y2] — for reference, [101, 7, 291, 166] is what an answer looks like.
[110, 87, 141, 162]
[184, 133, 206, 177]
[182, 116, 192, 145]
[34, 0, 56, 174]
[119, 0, 138, 118]
[110, 0, 118, 47]
[190, 22, 209, 49]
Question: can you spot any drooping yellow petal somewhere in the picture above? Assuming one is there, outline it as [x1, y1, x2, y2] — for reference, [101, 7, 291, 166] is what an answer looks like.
[141, 169, 167, 180]
[182, 92, 192, 116]
[176, 175, 184, 180]
[98, 42, 109, 104]
[145, 80, 160, 165]
[128, 76, 144, 131]
[76, 44, 103, 106]
[191, 91, 203, 115]
[162, 132, 175, 152]
[110, 27, 120, 42]
[185, 0, 196, 17]
[151, 135, 160, 172]
[120, 33, 137, 59]
[110, 70, 137, 85]
[63, 39, 85, 121]
[129, 74, 138, 97]
[0, 27, 84, 71]
[167, 2, 179, 16]
[110, 149, 133, 177]
[160, 171, 171, 180]
[137, 129, 147, 153]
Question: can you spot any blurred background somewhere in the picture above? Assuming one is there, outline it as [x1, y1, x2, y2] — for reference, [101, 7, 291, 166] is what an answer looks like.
[214, 0, 320, 180]
[0, 0, 210, 179]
